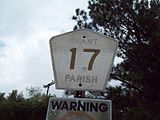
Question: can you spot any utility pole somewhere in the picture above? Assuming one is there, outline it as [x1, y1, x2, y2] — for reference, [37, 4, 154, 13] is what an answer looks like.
[43, 80, 55, 96]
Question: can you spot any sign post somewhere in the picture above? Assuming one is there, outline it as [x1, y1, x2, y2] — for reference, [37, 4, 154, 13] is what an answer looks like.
[74, 91, 85, 98]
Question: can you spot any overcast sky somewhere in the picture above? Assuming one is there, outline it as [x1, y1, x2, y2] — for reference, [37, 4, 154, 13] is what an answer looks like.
[0, 0, 122, 97]
[0, 0, 89, 96]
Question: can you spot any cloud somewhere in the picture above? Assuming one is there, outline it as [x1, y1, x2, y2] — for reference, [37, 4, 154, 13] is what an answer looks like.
[0, 0, 88, 36]
[0, 28, 58, 93]
[0, 0, 88, 96]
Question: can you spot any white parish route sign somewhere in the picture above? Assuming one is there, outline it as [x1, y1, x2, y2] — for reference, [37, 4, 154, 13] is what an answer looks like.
[50, 29, 118, 91]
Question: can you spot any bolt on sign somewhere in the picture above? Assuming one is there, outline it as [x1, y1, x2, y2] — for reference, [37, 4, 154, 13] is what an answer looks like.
[50, 29, 118, 91]
[46, 98, 112, 120]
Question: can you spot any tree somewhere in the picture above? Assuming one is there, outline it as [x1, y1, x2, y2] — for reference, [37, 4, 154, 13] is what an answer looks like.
[26, 86, 45, 101]
[0, 88, 53, 120]
[73, 0, 160, 119]
[0, 93, 5, 102]
[7, 90, 25, 102]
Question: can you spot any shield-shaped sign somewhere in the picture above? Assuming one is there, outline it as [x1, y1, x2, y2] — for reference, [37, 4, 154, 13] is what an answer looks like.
[50, 29, 118, 91]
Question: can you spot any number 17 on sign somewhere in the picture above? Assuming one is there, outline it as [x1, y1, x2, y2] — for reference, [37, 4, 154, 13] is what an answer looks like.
[70, 48, 100, 70]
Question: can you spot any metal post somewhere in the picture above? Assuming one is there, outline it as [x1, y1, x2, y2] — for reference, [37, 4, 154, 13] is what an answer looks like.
[43, 80, 55, 96]
[74, 91, 85, 98]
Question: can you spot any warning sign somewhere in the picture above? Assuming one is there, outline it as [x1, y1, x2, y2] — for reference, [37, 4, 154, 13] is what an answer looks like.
[46, 98, 112, 120]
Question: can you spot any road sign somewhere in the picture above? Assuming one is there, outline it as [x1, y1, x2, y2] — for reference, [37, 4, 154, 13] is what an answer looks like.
[46, 97, 112, 120]
[50, 29, 118, 91]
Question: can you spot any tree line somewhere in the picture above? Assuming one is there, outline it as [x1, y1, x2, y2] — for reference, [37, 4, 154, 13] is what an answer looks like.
[0, 87, 54, 120]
